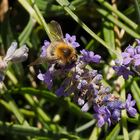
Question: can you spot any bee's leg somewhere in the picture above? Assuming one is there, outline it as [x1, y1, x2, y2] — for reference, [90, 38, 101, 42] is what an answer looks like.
[54, 63, 62, 69]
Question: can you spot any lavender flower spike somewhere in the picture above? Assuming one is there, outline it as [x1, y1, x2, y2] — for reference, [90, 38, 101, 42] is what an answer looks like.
[38, 34, 137, 128]
[0, 42, 29, 82]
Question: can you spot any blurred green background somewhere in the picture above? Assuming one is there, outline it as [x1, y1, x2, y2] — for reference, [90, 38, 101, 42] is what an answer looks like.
[0, 0, 140, 140]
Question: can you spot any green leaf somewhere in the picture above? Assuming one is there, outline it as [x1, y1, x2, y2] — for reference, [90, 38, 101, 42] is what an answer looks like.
[96, 7, 140, 39]
[18, 16, 35, 46]
[102, 20, 115, 58]
[131, 81, 140, 112]
[106, 124, 120, 140]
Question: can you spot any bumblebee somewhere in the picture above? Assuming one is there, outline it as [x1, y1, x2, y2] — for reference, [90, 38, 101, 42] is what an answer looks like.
[30, 20, 77, 67]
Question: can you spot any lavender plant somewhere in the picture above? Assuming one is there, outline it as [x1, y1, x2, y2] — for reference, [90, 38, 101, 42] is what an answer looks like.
[0, 0, 140, 139]
[37, 34, 137, 127]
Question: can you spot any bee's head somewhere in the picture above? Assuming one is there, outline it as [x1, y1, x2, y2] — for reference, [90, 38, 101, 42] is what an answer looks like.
[61, 47, 72, 57]
[54, 42, 77, 67]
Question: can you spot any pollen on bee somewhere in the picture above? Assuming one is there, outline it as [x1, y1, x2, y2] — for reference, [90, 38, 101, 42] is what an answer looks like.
[55, 42, 74, 58]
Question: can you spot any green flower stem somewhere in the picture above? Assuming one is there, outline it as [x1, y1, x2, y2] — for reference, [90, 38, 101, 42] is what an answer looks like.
[89, 127, 101, 140]
[102, 20, 115, 58]
[127, 117, 139, 124]
[96, 7, 140, 39]
[0, 99, 11, 111]
[3, 93, 29, 126]
[131, 129, 140, 140]
[134, 0, 140, 24]
[6, 70, 51, 123]
[20, 109, 35, 117]
[75, 119, 95, 132]
[56, 0, 118, 57]
[18, 16, 36, 46]
[29, 0, 51, 38]
[24, 94, 51, 122]
[106, 123, 120, 140]
[97, 0, 138, 31]
[0, 121, 79, 139]
[2, 80, 29, 126]
[130, 81, 140, 112]
[0, 99, 35, 117]
[0, 83, 29, 126]
[6, 70, 18, 85]
[18, 0, 41, 24]
[9, 87, 93, 120]
[120, 78, 129, 140]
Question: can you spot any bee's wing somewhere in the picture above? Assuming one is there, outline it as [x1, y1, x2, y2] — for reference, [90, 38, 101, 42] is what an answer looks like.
[28, 57, 48, 66]
[48, 20, 64, 42]
[29, 56, 58, 66]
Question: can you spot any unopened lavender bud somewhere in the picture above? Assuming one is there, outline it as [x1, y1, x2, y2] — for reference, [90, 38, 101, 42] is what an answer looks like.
[111, 109, 121, 122]
[81, 101, 92, 112]
[105, 87, 110, 93]
[11, 45, 29, 62]
[135, 46, 140, 54]
[92, 74, 102, 84]
[115, 59, 122, 65]
[136, 39, 140, 45]
[4, 42, 17, 62]
[98, 86, 106, 94]
[90, 70, 97, 77]
[78, 98, 85, 106]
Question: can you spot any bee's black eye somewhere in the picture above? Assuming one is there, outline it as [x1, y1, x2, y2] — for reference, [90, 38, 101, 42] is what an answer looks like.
[61, 48, 71, 57]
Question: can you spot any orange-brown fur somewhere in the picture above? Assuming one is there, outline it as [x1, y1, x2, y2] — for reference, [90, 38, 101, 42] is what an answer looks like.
[54, 42, 77, 65]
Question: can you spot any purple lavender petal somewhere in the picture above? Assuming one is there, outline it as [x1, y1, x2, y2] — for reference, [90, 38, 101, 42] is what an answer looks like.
[81, 102, 92, 112]
[133, 54, 140, 66]
[64, 33, 80, 48]
[135, 45, 140, 54]
[37, 72, 44, 81]
[125, 94, 137, 117]
[40, 40, 50, 57]
[113, 65, 133, 79]
[122, 52, 133, 65]
[111, 109, 121, 122]
[124, 45, 135, 56]
[56, 86, 65, 96]
[107, 100, 124, 110]
[37, 70, 53, 90]
[94, 106, 111, 127]
[80, 49, 101, 64]
[136, 39, 140, 45]
[77, 79, 87, 90]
